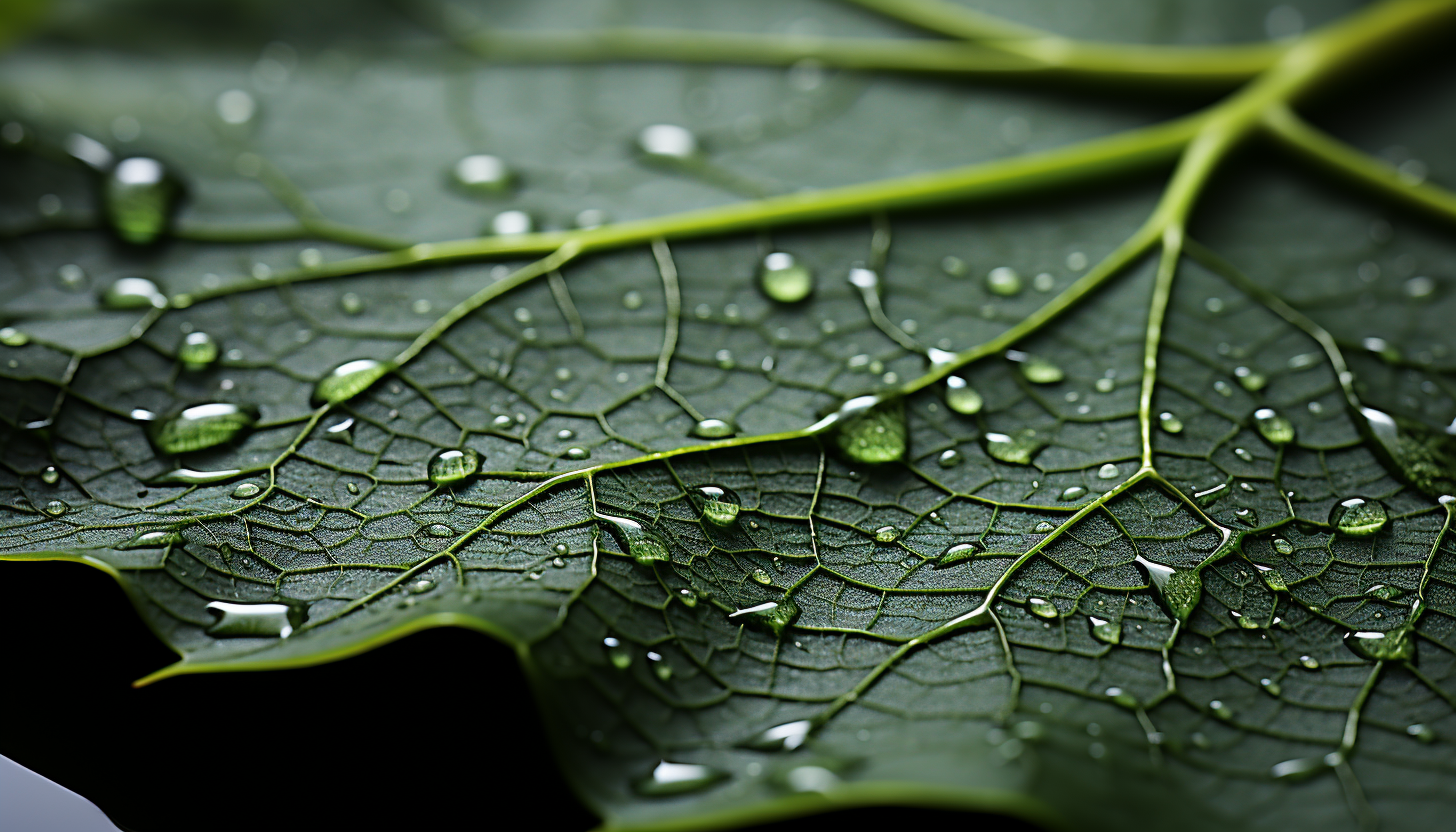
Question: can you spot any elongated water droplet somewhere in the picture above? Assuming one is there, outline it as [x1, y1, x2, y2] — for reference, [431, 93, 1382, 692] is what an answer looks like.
[636, 124, 699, 160]
[599, 513, 670, 565]
[693, 485, 740, 527]
[1033, 521, 1056, 533]
[1345, 627, 1413, 661]
[346, 482, 360, 495]
[873, 525, 900, 543]
[452, 154, 514, 193]
[1366, 583, 1404, 601]
[937, 449, 962, 468]
[1089, 615, 1121, 644]
[205, 601, 300, 638]
[751, 567, 773, 585]
[118, 529, 183, 549]
[428, 448, 481, 485]
[150, 403, 257, 455]
[424, 523, 454, 538]
[1018, 356, 1063, 384]
[1330, 497, 1388, 536]
[1299, 654, 1320, 670]
[313, 358, 390, 405]
[1253, 408, 1295, 445]
[983, 430, 1043, 465]
[1234, 366, 1267, 392]
[105, 156, 179, 244]
[1027, 597, 1059, 619]
[596, 635, 630, 669]
[744, 719, 812, 751]
[1210, 699, 1234, 719]
[677, 588, 699, 607]
[1158, 411, 1183, 434]
[937, 541, 982, 566]
[231, 482, 261, 499]
[690, 418, 736, 439]
[1139, 558, 1201, 623]
[1271, 756, 1328, 781]
[177, 331, 218, 369]
[565, 447, 591, 461]
[1257, 565, 1288, 591]
[985, 266, 1022, 296]
[1407, 723, 1436, 743]
[1273, 537, 1294, 555]
[152, 468, 242, 486]
[40, 466, 60, 485]
[0, 326, 28, 346]
[729, 598, 799, 635]
[1059, 486, 1086, 502]
[945, 375, 983, 414]
[633, 761, 727, 797]
[758, 252, 813, 303]
[828, 396, 905, 464]
[101, 276, 167, 309]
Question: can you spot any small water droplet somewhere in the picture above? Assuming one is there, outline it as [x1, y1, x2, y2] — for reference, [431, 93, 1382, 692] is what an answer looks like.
[1033, 521, 1056, 534]
[1094, 376, 1115, 393]
[178, 331, 218, 368]
[983, 430, 1043, 465]
[553, 543, 570, 557]
[1299, 654, 1320, 670]
[1233, 366, 1267, 391]
[937, 448, 962, 468]
[694, 485, 741, 527]
[632, 760, 726, 797]
[40, 466, 59, 485]
[873, 525, 900, 543]
[1140, 559, 1201, 623]
[758, 252, 813, 303]
[346, 482, 360, 495]
[944, 375, 983, 414]
[424, 523, 454, 538]
[1405, 276, 1436, 299]
[101, 276, 167, 309]
[985, 266, 1022, 296]
[1017, 356, 1064, 384]
[231, 482, 261, 499]
[938, 541, 982, 566]
[105, 157, 179, 244]
[622, 290, 644, 310]
[1059, 486, 1086, 502]
[490, 210, 533, 236]
[42, 499, 68, 516]
[565, 447, 591, 461]
[603, 635, 632, 669]
[1407, 723, 1436, 743]
[1158, 412, 1184, 434]
[1027, 597, 1059, 619]
[205, 601, 300, 638]
[1366, 583, 1404, 601]
[1330, 497, 1388, 536]
[1234, 507, 1259, 526]
[1253, 408, 1295, 445]
[636, 124, 699, 160]
[452, 154, 514, 193]
[1345, 627, 1413, 661]
[1270, 756, 1328, 781]
[428, 448, 481, 485]
[677, 588, 698, 607]
[941, 256, 968, 276]
[216, 89, 256, 125]
[314, 358, 390, 405]
[744, 719, 812, 751]
[1089, 616, 1121, 644]
[150, 403, 257, 454]
[751, 567, 773, 585]
[339, 292, 364, 315]
[1096, 463, 1119, 480]
[690, 418, 736, 439]
[0, 327, 28, 346]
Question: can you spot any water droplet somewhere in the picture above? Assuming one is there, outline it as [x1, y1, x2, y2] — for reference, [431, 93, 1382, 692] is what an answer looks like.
[1299, 654, 1321, 670]
[1096, 463, 1120, 480]
[1253, 408, 1295, 445]
[1027, 597, 1059, 619]
[863, 524, 898, 544]
[118, 529, 183, 549]
[985, 266, 1021, 296]
[424, 523, 454, 538]
[101, 276, 167, 309]
[603, 635, 632, 669]
[1059, 486, 1086, 502]
[944, 376, 983, 415]
[1158, 412, 1184, 434]
[1210, 699, 1234, 720]
[1366, 583, 1404, 601]
[150, 403, 257, 455]
[1018, 356, 1064, 384]
[205, 601, 301, 638]
[1233, 366, 1266, 392]
[1235, 507, 1259, 526]
[730, 598, 799, 636]
[104, 157, 179, 244]
[1407, 723, 1436, 743]
[346, 482, 360, 495]
[215, 89, 256, 125]
[690, 418, 736, 439]
[40, 466, 59, 485]
[633, 760, 726, 797]
[1140, 559, 1201, 623]
[231, 482, 261, 499]
[0, 327, 28, 346]
[1089, 616, 1121, 644]
[556, 428, 575, 440]
[428, 448, 481, 485]
[339, 292, 364, 315]
[178, 331, 218, 368]
[408, 579, 435, 595]
[692, 485, 740, 527]
[744, 719, 812, 751]
[1258, 566, 1288, 591]
[1233, 447, 1254, 463]
[1345, 627, 1413, 661]
[983, 429, 1043, 465]
[758, 252, 813, 303]
[1329, 497, 1388, 536]
[490, 210, 533, 236]
[622, 290, 644, 310]
[551, 543, 570, 557]
[938, 541, 982, 566]
[1273, 537, 1294, 555]
[565, 447, 591, 461]
[599, 513, 670, 565]
[1270, 756, 1328, 781]
[1405, 276, 1436, 299]
[1033, 521, 1056, 534]
[828, 396, 905, 464]
[636, 124, 699, 160]
[314, 358, 390, 404]
[677, 588, 699, 607]
[42, 499, 68, 516]
[451, 154, 514, 193]
[941, 256, 968, 276]
[937, 449, 962, 468]
[751, 568, 773, 585]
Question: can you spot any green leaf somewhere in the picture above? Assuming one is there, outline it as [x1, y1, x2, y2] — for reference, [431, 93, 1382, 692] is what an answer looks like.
[3, 1, 1456, 830]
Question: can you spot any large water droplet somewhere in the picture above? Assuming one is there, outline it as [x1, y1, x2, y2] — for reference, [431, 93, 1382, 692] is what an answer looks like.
[636, 124, 699, 160]
[1059, 486, 1087, 502]
[1329, 497, 1388, 536]
[945, 375, 983, 415]
[1089, 615, 1121, 644]
[1253, 408, 1295, 445]
[691, 418, 737, 439]
[744, 719, 812, 751]
[428, 448, 481, 485]
[1158, 411, 1184, 434]
[985, 266, 1022, 296]
[1257, 565, 1288, 591]
[1273, 537, 1294, 555]
[729, 598, 799, 636]
[43, 499, 68, 516]
[40, 466, 60, 485]
[314, 358, 390, 404]
[937, 449, 962, 468]
[1, 326, 29, 346]
[231, 482, 261, 499]
[599, 513, 671, 565]
[751, 567, 773, 585]
[1139, 558, 1201, 623]
[1096, 463, 1120, 480]
[829, 396, 905, 464]
[118, 529, 183, 549]
[101, 276, 167, 309]
[150, 403, 257, 455]
[694, 485, 741, 527]
[633, 761, 728, 797]
[1345, 627, 1413, 661]
[178, 331, 218, 369]
[1027, 597, 1059, 619]
[205, 601, 301, 638]
[873, 525, 900, 543]
[937, 541, 982, 566]
[758, 252, 813, 303]
[983, 430, 1043, 465]
[105, 156, 179, 244]
[451, 154, 514, 193]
